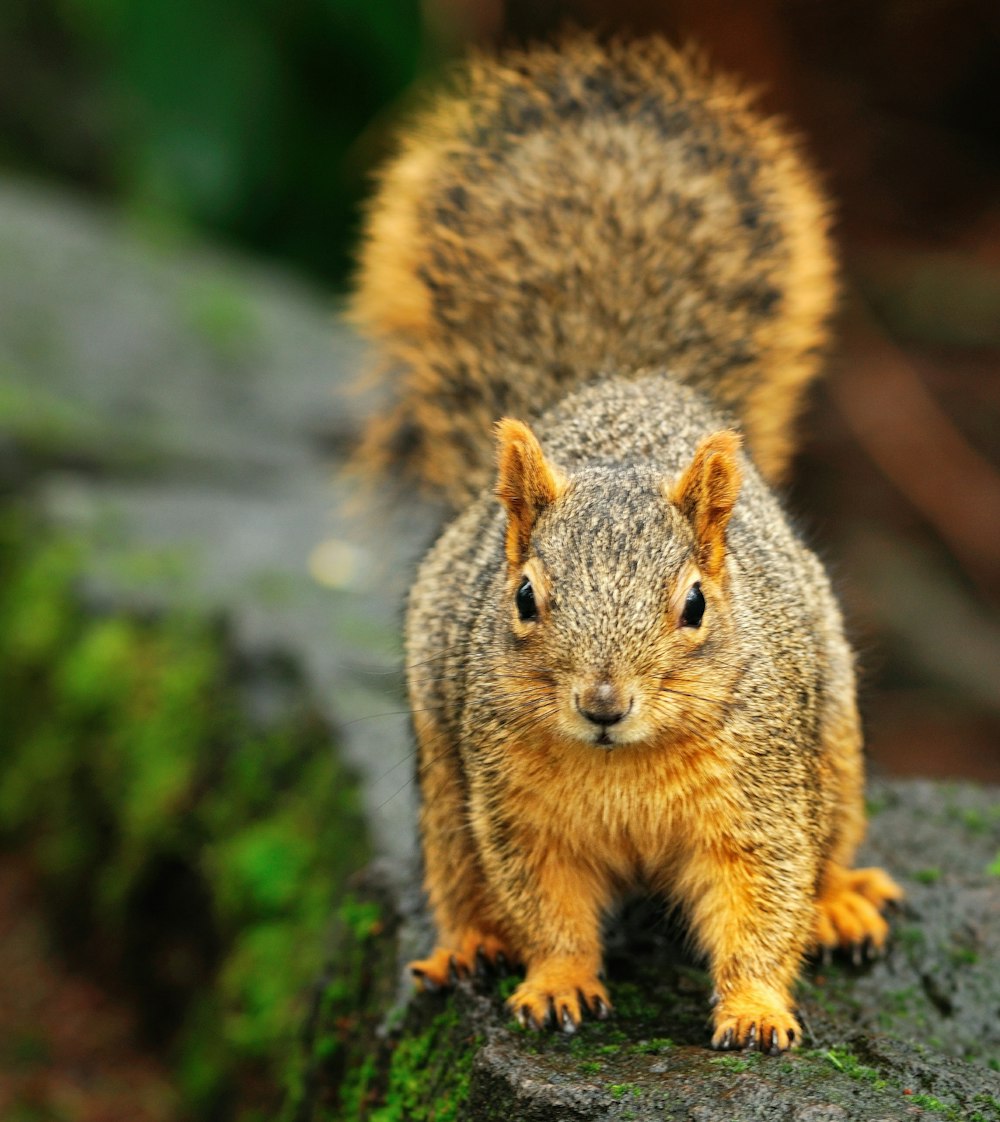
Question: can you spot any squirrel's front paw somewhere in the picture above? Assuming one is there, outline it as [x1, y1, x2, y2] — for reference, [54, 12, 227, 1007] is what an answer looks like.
[508, 960, 611, 1033]
[410, 932, 512, 992]
[711, 991, 800, 1054]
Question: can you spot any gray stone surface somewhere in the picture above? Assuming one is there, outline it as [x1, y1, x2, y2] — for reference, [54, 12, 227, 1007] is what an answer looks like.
[0, 176, 430, 863]
[308, 780, 998, 1121]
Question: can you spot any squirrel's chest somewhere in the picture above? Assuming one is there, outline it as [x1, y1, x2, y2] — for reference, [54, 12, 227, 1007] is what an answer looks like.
[493, 738, 736, 880]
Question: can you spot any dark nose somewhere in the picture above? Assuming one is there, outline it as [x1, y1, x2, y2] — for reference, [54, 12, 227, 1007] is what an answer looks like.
[577, 682, 630, 727]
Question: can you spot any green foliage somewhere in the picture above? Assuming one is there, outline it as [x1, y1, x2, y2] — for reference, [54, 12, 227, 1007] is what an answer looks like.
[0, 509, 370, 1116]
[1, 0, 430, 287]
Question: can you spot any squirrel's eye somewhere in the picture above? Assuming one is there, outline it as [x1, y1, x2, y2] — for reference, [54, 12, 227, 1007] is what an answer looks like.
[680, 582, 705, 628]
[515, 577, 538, 621]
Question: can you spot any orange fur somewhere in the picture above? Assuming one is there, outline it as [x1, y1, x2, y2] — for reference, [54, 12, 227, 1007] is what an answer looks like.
[670, 431, 743, 579]
[495, 418, 566, 566]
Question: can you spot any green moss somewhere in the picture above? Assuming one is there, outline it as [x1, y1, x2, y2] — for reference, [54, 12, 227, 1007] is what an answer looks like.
[908, 1092, 962, 1120]
[181, 276, 262, 362]
[608, 981, 659, 1019]
[631, 1037, 673, 1054]
[913, 867, 942, 885]
[973, 1093, 1000, 1119]
[496, 976, 519, 1001]
[608, 1083, 643, 1099]
[899, 925, 927, 953]
[987, 851, 1000, 877]
[709, 1053, 762, 1073]
[946, 804, 1000, 836]
[340, 1054, 379, 1119]
[578, 1060, 602, 1074]
[865, 792, 891, 816]
[363, 1005, 477, 1122]
[949, 945, 978, 967]
[0, 510, 371, 1118]
[821, 1047, 888, 1090]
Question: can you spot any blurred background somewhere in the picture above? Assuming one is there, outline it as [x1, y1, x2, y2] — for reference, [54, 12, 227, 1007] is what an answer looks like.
[1, 0, 999, 1118]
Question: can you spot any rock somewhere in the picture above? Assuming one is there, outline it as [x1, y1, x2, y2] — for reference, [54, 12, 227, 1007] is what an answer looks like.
[295, 780, 1000, 1121]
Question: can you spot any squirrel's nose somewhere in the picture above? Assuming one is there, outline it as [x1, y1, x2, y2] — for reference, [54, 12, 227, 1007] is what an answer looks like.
[577, 682, 631, 727]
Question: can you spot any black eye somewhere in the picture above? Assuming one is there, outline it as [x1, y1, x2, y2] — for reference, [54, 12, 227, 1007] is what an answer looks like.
[680, 582, 705, 628]
[516, 577, 538, 621]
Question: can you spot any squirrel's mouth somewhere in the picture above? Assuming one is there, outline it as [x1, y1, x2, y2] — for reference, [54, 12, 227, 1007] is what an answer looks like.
[594, 729, 614, 748]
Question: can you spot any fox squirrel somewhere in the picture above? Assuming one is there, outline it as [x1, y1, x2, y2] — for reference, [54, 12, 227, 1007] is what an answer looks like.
[351, 35, 902, 1052]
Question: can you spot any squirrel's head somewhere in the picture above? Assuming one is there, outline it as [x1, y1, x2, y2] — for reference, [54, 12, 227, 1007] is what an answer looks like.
[494, 418, 743, 751]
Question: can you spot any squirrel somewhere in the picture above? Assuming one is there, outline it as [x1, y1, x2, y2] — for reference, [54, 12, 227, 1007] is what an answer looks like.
[350, 34, 903, 1052]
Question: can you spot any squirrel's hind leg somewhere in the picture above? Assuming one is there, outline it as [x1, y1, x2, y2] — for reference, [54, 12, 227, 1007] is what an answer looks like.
[813, 666, 904, 962]
[813, 864, 904, 963]
[408, 712, 514, 991]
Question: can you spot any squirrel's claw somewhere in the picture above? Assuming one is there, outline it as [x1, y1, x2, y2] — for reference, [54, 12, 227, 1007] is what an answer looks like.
[589, 993, 611, 1021]
[507, 968, 611, 1033]
[715, 1027, 735, 1051]
[711, 999, 801, 1054]
[516, 1003, 550, 1032]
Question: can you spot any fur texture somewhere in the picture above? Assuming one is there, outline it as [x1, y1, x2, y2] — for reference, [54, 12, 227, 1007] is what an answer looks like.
[353, 35, 901, 1052]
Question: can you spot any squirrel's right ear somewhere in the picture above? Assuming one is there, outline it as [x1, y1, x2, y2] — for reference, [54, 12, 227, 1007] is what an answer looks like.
[495, 419, 566, 566]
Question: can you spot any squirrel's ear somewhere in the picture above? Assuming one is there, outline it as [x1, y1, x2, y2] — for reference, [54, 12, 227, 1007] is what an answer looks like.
[495, 418, 566, 566]
[669, 430, 742, 578]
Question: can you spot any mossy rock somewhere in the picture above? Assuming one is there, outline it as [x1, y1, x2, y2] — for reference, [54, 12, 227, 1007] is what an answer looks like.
[0, 505, 371, 1118]
[299, 781, 1000, 1121]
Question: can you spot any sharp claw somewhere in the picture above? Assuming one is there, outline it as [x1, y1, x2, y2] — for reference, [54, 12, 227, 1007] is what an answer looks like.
[517, 1005, 530, 1029]
[746, 1023, 757, 1050]
[560, 1006, 576, 1034]
[593, 995, 610, 1020]
[717, 1028, 734, 1051]
[768, 1028, 780, 1055]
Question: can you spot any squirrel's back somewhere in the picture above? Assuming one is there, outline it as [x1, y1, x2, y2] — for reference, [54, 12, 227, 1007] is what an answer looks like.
[352, 35, 836, 507]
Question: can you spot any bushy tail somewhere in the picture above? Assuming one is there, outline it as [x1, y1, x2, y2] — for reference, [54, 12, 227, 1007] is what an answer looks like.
[350, 34, 836, 509]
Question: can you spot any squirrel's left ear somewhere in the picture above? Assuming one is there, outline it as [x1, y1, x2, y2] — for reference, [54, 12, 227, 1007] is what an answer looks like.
[496, 418, 566, 566]
[669, 430, 742, 578]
